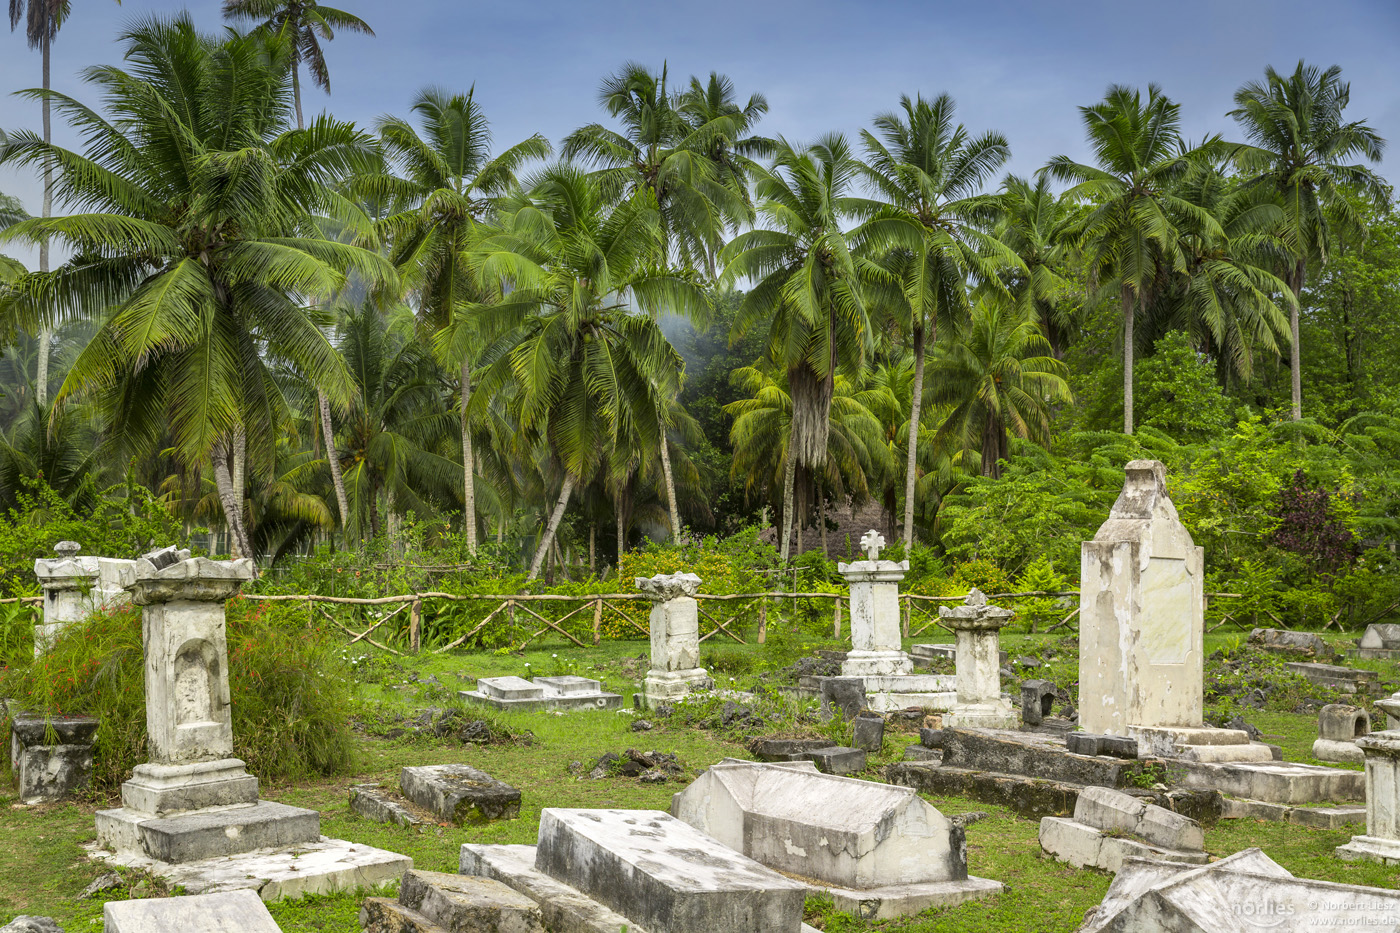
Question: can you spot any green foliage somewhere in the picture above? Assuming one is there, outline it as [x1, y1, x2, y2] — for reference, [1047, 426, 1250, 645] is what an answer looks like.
[1135, 332, 1236, 442]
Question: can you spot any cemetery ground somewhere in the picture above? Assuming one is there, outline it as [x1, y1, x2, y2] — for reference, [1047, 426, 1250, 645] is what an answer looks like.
[0, 629, 1395, 933]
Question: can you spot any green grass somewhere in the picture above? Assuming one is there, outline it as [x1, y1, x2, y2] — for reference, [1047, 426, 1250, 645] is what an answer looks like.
[2, 631, 1397, 932]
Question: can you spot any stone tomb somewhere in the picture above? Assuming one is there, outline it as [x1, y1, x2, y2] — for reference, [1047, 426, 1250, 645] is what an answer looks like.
[361, 869, 544, 933]
[671, 759, 1001, 919]
[104, 890, 282, 933]
[1313, 704, 1369, 764]
[1081, 848, 1400, 933]
[32, 542, 135, 654]
[461, 674, 622, 712]
[10, 713, 97, 804]
[399, 764, 521, 824]
[1080, 461, 1269, 763]
[1352, 622, 1400, 660]
[91, 551, 408, 899]
[1039, 785, 1208, 873]
[462, 808, 809, 933]
[939, 590, 1016, 730]
[637, 573, 712, 709]
[1283, 660, 1377, 694]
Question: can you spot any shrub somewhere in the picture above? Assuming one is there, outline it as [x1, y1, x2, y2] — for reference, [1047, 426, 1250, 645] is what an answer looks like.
[0, 597, 358, 790]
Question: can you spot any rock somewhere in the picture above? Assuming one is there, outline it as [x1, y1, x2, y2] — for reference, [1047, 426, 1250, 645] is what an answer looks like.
[804, 746, 867, 775]
[400, 764, 521, 824]
[631, 719, 654, 732]
[1015, 656, 1040, 669]
[640, 770, 667, 784]
[0, 919, 62, 933]
[104, 891, 280, 933]
[1225, 715, 1263, 741]
[1248, 627, 1335, 658]
[818, 677, 869, 721]
[80, 872, 125, 898]
[456, 720, 491, 743]
[851, 713, 885, 752]
[397, 869, 545, 933]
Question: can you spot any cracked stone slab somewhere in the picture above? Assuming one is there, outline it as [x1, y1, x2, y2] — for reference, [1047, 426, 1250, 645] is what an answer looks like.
[104, 890, 281, 932]
[400, 764, 521, 824]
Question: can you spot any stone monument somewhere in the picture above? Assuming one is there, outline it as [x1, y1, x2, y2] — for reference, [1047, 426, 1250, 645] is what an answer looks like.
[637, 572, 711, 709]
[1337, 731, 1400, 863]
[1313, 704, 1369, 764]
[32, 542, 134, 654]
[939, 589, 1016, 729]
[839, 531, 913, 677]
[1079, 461, 1268, 762]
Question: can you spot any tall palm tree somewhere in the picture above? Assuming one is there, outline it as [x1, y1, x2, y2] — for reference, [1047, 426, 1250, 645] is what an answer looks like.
[470, 166, 708, 580]
[221, 0, 373, 130]
[1228, 61, 1388, 421]
[223, 0, 372, 537]
[993, 174, 1080, 357]
[722, 134, 880, 560]
[860, 93, 1020, 553]
[926, 300, 1071, 478]
[0, 15, 392, 561]
[1046, 85, 1218, 434]
[8, 0, 121, 407]
[375, 87, 549, 552]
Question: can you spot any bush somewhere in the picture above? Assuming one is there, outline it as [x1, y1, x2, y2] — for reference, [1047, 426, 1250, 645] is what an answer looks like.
[0, 596, 358, 790]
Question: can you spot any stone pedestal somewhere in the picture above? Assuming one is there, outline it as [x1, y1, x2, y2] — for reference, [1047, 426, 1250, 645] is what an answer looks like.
[637, 573, 710, 708]
[940, 590, 1016, 730]
[1337, 731, 1400, 863]
[33, 543, 136, 654]
[10, 713, 97, 803]
[838, 542, 912, 678]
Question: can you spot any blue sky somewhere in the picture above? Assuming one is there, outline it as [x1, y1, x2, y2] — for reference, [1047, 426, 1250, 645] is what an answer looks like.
[2, 0, 1398, 263]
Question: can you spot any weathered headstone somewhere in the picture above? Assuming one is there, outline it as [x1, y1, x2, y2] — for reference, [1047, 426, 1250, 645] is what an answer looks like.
[1355, 623, 1400, 660]
[672, 759, 1001, 919]
[939, 589, 1016, 729]
[1313, 704, 1369, 764]
[10, 713, 97, 804]
[839, 532, 912, 677]
[1337, 731, 1400, 863]
[636, 573, 711, 708]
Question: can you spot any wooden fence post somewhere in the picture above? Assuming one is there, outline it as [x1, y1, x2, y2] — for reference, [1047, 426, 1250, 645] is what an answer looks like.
[409, 598, 422, 653]
[592, 597, 603, 645]
[757, 597, 767, 644]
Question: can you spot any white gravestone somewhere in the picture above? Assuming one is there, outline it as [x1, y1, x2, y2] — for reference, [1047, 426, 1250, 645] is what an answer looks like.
[32, 542, 135, 655]
[1337, 731, 1400, 864]
[839, 532, 913, 678]
[940, 589, 1017, 729]
[637, 572, 711, 708]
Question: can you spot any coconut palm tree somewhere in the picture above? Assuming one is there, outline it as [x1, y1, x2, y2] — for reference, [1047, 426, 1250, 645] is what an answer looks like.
[0, 15, 392, 561]
[470, 165, 708, 580]
[860, 93, 1021, 553]
[1045, 85, 1219, 434]
[376, 87, 549, 552]
[8, 0, 121, 406]
[926, 300, 1071, 478]
[721, 134, 881, 560]
[992, 174, 1080, 357]
[1228, 61, 1388, 421]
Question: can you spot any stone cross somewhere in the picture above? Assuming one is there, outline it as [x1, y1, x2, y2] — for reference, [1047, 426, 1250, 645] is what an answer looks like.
[860, 530, 885, 562]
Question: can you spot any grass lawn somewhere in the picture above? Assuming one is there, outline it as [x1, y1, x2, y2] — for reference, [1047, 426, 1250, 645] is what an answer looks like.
[1, 629, 1397, 932]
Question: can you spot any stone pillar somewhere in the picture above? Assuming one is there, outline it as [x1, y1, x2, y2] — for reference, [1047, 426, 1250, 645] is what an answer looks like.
[839, 531, 912, 678]
[1078, 461, 1205, 737]
[1337, 732, 1400, 863]
[638, 572, 711, 708]
[940, 589, 1016, 729]
[33, 541, 99, 655]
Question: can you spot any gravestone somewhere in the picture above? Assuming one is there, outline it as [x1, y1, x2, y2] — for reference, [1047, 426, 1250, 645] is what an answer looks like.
[461, 675, 622, 711]
[939, 589, 1016, 729]
[839, 531, 912, 677]
[1354, 623, 1400, 660]
[1079, 461, 1267, 762]
[1021, 680, 1057, 726]
[32, 543, 136, 655]
[637, 573, 711, 708]
[1313, 704, 1369, 764]
[1337, 731, 1400, 863]
[10, 713, 97, 804]
[1039, 785, 1207, 872]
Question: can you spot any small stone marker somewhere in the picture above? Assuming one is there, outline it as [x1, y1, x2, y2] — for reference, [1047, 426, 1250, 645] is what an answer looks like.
[1313, 704, 1369, 764]
[1021, 680, 1056, 726]
[636, 572, 712, 708]
[818, 677, 868, 720]
[939, 589, 1016, 729]
[535, 808, 806, 933]
[804, 745, 866, 775]
[852, 712, 885, 752]
[400, 764, 521, 824]
[10, 713, 97, 804]
[748, 736, 832, 762]
[104, 890, 282, 933]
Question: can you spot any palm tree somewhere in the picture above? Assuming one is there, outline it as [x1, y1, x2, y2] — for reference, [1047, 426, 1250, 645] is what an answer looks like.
[375, 87, 549, 552]
[8, 0, 121, 407]
[1046, 85, 1218, 434]
[471, 166, 708, 580]
[993, 174, 1080, 357]
[221, 0, 373, 130]
[860, 93, 1020, 553]
[722, 134, 880, 560]
[927, 300, 1071, 478]
[1228, 62, 1388, 421]
[0, 15, 391, 561]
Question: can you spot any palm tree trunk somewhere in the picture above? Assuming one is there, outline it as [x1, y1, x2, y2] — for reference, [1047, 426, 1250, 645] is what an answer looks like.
[818, 491, 828, 557]
[460, 360, 478, 552]
[319, 390, 349, 534]
[658, 424, 680, 540]
[291, 65, 305, 132]
[1121, 285, 1135, 435]
[779, 444, 796, 562]
[1289, 258, 1306, 422]
[589, 523, 596, 576]
[212, 438, 254, 562]
[616, 506, 626, 560]
[527, 473, 576, 582]
[35, 32, 52, 408]
[901, 319, 925, 553]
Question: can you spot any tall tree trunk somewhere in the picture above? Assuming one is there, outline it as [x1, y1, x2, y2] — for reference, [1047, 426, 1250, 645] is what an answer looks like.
[588, 523, 596, 576]
[616, 505, 626, 561]
[901, 318, 925, 553]
[778, 444, 797, 562]
[527, 474, 576, 582]
[318, 390, 349, 536]
[292, 65, 305, 133]
[212, 438, 254, 563]
[818, 492, 828, 557]
[369, 488, 380, 539]
[35, 33, 52, 408]
[658, 422, 680, 540]
[460, 360, 478, 551]
[1289, 258, 1306, 422]
[1121, 285, 1135, 435]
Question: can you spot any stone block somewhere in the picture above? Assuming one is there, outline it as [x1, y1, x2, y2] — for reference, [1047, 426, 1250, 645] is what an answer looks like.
[1360, 623, 1400, 650]
[118, 759, 260, 816]
[98, 800, 320, 864]
[851, 714, 885, 752]
[1074, 785, 1146, 835]
[104, 890, 281, 932]
[461, 843, 650, 933]
[10, 713, 98, 747]
[1318, 704, 1369, 741]
[400, 765, 521, 824]
[748, 737, 832, 762]
[477, 677, 544, 701]
[1174, 759, 1365, 805]
[15, 743, 92, 804]
[1284, 661, 1377, 693]
[903, 744, 939, 761]
[1065, 732, 1138, 759]
[400, 869, 545, 933]
[533, 809, 807, 933]
[918, 727, 946, 749]
[818, 678, 868, 720]
[1247, 627, 1334, 658]
[941, 729, 1140, 786]
[350, 785, 422, 828]
[1313, 738, 1365, 764]
[1021, 680, 1056, 726]
[805, 746, 866, 775]
[360, 897, 446, 933]
[534, 676, 601, 696]
[887, 762, 1080, 819]
[1136, 805, 1205, 851]
[1038, 816, 1209, 873]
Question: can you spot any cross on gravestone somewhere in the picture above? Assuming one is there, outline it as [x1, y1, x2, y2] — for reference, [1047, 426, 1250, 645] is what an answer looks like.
[860, 530, 885, 561]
